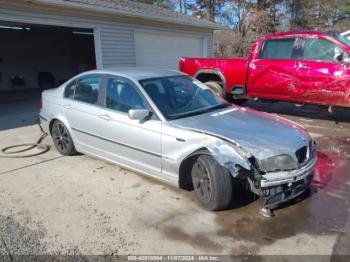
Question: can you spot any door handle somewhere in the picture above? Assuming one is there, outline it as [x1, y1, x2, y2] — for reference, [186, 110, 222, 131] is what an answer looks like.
[298, 65, 310, 70]
[63, 104, 72, 110]
[99, 114, 112, 121]
[253, 63, 264, 68]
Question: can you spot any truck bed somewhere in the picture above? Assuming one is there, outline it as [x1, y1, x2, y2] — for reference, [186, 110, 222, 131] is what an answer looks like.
[179, 57, 248, 94]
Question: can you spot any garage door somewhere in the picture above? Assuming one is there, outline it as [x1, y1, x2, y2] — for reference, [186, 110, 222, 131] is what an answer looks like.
[135, 32, 205, 69]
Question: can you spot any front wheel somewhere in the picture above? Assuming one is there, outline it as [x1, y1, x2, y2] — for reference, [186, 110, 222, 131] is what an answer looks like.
[191, 155, 233, 211]
[51, 120, 77, 156]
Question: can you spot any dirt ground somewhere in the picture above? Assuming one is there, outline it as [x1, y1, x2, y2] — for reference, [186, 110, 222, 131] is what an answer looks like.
[0, 100, 349, 259]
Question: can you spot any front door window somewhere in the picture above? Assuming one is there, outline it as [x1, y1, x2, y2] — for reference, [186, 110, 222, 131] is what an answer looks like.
[105, 77, 147, 113]
[303, 38, 344, 62]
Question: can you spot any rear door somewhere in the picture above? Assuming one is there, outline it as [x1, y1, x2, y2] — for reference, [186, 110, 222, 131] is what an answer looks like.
[247, 37, 298, 99]
[99, 75, 162, 176]
[295, 37, 350, 106]
[63, 74, 104, 155]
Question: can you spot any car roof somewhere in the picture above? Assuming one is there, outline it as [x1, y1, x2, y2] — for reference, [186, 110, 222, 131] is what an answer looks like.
[83, 67, 185, 80]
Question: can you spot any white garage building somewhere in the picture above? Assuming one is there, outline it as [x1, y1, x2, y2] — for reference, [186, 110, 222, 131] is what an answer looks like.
[0, 0, 223, 98]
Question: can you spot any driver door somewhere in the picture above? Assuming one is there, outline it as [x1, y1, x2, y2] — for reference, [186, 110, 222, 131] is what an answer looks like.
[99, 75, 162, 176]
[295, 37, 350, 106]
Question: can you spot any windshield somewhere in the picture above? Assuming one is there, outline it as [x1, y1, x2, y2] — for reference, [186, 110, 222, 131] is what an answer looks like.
[139, 75, 229, 120]
[337, 33, 350, 47]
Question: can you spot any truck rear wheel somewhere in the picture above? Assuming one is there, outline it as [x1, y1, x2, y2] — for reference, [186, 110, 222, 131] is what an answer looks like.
[204, 82, 224, 96]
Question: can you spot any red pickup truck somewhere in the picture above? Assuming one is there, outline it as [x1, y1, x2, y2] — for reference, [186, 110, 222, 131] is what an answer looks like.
[179, 31, 350, 108]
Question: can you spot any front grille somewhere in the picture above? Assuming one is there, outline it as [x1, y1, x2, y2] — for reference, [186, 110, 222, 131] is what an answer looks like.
[295, 146, 308, 164]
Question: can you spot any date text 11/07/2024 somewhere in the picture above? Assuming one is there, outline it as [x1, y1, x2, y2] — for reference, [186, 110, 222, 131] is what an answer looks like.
[127, 255, 220, 261]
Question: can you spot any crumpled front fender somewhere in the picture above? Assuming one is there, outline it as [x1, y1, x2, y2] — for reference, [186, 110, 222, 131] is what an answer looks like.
[206, 140, 252, 177]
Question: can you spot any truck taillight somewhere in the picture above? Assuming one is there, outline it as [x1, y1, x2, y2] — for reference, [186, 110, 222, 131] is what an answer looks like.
[39, 96, 43, 112]
[179, 58, 185, 71]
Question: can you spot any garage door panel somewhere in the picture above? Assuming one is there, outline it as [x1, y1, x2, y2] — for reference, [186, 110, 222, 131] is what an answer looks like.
[135, 32, 204, 69]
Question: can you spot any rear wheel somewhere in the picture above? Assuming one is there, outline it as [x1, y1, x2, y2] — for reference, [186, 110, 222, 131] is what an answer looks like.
[204, 81, 225, 96]
[51, 120, 77, 156]
[191, 155, 233, 211]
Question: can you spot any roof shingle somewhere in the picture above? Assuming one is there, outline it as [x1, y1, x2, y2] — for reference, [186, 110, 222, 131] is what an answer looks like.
[41, 0, 225, 29]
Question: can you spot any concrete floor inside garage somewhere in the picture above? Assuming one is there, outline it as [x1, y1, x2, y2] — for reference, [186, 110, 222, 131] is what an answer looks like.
[0, 21, 96, 131]
[0, 100, 349, 257]
[0, 98, 40, 131]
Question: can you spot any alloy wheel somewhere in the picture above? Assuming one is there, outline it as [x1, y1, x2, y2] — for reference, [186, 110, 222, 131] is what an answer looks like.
[52, 122, 70, 152]
[192, 158, 212, 204]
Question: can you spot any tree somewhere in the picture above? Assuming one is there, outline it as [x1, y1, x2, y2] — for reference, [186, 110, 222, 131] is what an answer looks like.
[191, 0, 226, 22]
[135, 0, 350, 58]
[177, 0, 190, 14]
[213, 1, 256, 57]
[135, 0, 173, 8]
[285, 0, 350, 31]
[305, 0, 350, 31]
[288, 0, 308, 29]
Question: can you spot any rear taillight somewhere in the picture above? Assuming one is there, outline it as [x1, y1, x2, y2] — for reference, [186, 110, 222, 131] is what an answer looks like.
[179, 58, 185, 72]
[39, 96, 43, 112]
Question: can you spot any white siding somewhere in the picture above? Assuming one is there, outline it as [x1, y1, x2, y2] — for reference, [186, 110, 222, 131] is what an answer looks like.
[99, 25, 136, 67]
[135, 31, 204, 69]
[0, 2, 214, 69]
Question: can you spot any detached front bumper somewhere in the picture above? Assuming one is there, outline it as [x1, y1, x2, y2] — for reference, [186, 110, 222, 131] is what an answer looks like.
[260, 154, 317, 188]
[262, 172, 313, 208]
[253, 155, 317, 209]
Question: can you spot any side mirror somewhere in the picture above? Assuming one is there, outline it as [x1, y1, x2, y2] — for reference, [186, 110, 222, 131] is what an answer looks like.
[335, 53, 343, 62]
[336, 53, 350, 65]
[343, 56, 350, 66]
[128, 109, 150, 120]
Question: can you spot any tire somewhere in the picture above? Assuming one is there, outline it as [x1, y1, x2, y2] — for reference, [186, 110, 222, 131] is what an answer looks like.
[204, 82, 224, 96]
[51, 120, 77, 156]
[191, 155, 233, 211]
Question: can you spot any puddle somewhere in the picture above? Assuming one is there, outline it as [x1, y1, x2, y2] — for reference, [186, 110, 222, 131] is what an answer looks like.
[313, 136, 350, 191]
[161, 225, 224, 252]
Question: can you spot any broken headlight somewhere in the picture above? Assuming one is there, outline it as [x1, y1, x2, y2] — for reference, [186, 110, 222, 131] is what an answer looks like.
[260, 154, 298, 172]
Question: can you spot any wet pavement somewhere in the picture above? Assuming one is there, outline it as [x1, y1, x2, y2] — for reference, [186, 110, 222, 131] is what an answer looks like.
[0, 100, 349, 257]
[243, 100, 350, 256]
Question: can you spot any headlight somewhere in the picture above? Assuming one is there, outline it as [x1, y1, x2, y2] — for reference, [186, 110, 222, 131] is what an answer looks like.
[260, 154, 298, 172]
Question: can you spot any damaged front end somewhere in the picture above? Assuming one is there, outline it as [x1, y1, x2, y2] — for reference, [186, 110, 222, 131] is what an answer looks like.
[254, 140, 317, 210]
[209, 138, 317, 215]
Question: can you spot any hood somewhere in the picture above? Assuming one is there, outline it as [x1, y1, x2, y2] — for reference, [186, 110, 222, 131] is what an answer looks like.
[171, 106, 311, 160]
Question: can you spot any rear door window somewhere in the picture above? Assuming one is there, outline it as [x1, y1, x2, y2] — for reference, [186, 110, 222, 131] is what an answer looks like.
[260, 38, 296, 59]
[64, 80, 77, 99]
[74, 75, 102, 105]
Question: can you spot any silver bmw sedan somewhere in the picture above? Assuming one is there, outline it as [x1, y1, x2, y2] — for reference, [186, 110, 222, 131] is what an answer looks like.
[39, 68, 317, 213]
